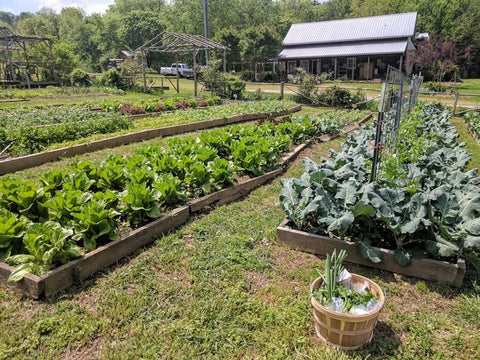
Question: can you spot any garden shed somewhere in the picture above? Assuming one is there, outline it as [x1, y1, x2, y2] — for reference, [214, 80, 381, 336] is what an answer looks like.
[278, 12, 417, 80]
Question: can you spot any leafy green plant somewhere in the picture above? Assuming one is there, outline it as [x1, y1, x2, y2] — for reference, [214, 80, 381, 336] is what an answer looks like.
[70, 191, 120, 251]
[281, 103, 480, 270]
[0, 209, 27, 261]
[6, 221, 82, 281]
[312, 249, 377, 313]
[465, 111, 480, 140]
[120, 183, 161, 227]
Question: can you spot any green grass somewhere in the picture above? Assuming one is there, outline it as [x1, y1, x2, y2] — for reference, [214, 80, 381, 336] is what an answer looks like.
[455, 79, 480, 94]
[1, 123, 479, 359]
[451, 117, 480, 170]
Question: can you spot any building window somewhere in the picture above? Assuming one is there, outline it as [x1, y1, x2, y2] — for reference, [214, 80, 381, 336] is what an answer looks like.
[287, 61, 296, 74]
[300, 60, 309, 72]
[346, 58, 356, 69]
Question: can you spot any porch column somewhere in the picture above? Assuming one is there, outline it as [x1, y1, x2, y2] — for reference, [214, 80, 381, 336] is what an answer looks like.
[399, 55, 403, 73]
[367, 56, 370, 80]
[334, 58, 337, 79]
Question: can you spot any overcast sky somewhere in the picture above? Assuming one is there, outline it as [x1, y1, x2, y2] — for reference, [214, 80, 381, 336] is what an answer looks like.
[0, 0, 115, 15]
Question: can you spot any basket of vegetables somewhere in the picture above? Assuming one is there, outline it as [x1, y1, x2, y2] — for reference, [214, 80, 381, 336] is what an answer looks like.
[310, 250, 385, 350]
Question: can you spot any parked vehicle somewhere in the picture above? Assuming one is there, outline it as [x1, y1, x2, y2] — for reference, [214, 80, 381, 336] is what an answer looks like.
[160, 63, 194, 78]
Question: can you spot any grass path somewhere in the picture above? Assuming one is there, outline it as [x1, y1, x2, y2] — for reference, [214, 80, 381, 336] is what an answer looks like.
[1, 130, 479, 359]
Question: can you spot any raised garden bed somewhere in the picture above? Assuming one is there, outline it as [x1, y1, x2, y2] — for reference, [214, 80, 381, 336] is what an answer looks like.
[276, 220, 466, 287]
[0, 129, 307, 298]
[0, 106, 301, 175]
[0, 111, 370, 299]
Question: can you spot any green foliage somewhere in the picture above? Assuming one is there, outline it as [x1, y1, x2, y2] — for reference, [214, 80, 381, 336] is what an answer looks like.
[101, 68, 124, 88]
[281, 103, 480, 269]
[225, 75, 246, 99]
[316, 86, 366, 108]
[1, 109, 132, 155]
[6, 221, 82, 281]
[464, 111, 480, 140]
[0, 104, 358, 279]
[70, 68, 91, 86]
[0, 209, 27, 261]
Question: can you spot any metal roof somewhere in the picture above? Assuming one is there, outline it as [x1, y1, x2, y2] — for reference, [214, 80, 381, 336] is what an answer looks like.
[283, 12, 417, 46]
[278, 39, 408, 59]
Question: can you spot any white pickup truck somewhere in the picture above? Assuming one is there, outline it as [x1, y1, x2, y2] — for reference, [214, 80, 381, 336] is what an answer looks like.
[160, 63, 194, 78]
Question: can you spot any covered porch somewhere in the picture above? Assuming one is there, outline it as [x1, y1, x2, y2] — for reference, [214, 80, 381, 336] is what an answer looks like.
[283, 54, 405, 80]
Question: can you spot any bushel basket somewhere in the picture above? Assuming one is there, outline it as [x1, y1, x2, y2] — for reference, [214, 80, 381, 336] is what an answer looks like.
[310, 273, 385, 350]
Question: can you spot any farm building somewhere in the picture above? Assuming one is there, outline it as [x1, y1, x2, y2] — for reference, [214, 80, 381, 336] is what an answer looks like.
[278, 12, 417, 80]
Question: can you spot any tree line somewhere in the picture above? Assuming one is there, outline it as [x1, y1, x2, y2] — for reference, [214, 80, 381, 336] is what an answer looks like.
[0, 0, 478, 79]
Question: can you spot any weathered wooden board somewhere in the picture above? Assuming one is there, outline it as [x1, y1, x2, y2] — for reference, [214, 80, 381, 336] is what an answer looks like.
[189, 169, 283, 212]
[0, 263, 44, 298]
[0, 106, 301, 175]
[277, 220, 466, 287]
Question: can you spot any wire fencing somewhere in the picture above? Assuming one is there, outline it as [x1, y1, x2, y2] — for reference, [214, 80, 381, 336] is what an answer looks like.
[370, 66, 423, 182]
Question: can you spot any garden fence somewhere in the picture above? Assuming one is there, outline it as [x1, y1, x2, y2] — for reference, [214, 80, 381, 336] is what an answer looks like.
[370, 66, 423, 182]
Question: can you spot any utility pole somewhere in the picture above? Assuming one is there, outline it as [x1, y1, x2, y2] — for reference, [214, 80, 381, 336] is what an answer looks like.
[203, 0, 209, 65]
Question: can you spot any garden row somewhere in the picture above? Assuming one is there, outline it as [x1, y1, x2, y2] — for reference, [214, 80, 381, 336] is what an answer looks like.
[0, 110, 370, 298]
[94, 95, 222, 114]
[464, 111, 480, 143]
[0, 86, 126, 101]
[0, 100, 296, 156]
[279, 103, 480, 285]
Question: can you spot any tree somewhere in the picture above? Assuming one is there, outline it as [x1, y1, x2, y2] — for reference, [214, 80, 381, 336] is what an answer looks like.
[407, 34, 466, 82]
[240, 26, 281, 63]
[213, 29, 241, 67]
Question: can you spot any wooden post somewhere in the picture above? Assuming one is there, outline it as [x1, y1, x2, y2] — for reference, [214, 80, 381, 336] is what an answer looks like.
[175, 58, 180, 94]
[367, 56, 370, 80]
[334, 58, 337, 79]
[193, 49, 198, 97]
[351, 58, 355, 81]
[142, 50, 147, 93]
[453, 92, 459, 115]
[280, 82, 284, 100]
[399, 55, 403, 73]
[223, 50, 227, 73]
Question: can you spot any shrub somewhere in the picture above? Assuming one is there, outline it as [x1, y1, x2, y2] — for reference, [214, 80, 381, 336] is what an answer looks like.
[316, 86, 366, 108]
[101, 69, 124, 88]
[423, 81, 447, 93]
[70, 69, 91, 87]
[226, 75, 246, 99]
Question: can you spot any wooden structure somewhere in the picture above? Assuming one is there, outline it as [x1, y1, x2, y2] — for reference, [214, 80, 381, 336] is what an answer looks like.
[136, 31, 228, 95]
[277, 220, 466, 287]
[278, 12, 417, 80]
[0, 26, 58, 88]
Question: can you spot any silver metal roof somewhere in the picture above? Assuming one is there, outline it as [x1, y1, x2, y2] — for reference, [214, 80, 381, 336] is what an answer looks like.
[283, 12, 417, 46]
[278, 40, 408, 59]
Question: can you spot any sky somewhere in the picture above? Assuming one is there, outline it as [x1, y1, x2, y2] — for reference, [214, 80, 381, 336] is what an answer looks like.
[0, 0, 115, 15]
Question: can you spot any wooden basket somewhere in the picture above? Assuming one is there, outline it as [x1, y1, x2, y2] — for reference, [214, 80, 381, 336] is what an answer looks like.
[310, 273, 385, 350]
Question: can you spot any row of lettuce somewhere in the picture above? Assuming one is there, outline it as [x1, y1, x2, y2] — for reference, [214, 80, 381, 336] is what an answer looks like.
[0, 100, 296, 156]
[281, 103, 480, 271]
[465, 111, 480, 140]
[0, 110, 366, 281]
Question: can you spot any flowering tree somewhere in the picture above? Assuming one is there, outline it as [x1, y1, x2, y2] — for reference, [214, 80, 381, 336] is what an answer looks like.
[407, 34, 470, 82]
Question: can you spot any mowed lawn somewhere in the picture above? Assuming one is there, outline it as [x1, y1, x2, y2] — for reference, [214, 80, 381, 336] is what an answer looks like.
[0, 117, 479, 359]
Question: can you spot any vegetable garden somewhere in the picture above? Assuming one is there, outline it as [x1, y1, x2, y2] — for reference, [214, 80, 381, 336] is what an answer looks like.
[0, 86, 479, 359]
[280, 103, 480, 274]
[0, 108, 367, 285]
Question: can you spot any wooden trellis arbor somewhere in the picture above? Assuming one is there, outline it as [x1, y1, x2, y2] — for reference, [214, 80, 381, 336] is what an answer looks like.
[136, 31, 228, 95]
[0, 26, 58, 88]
